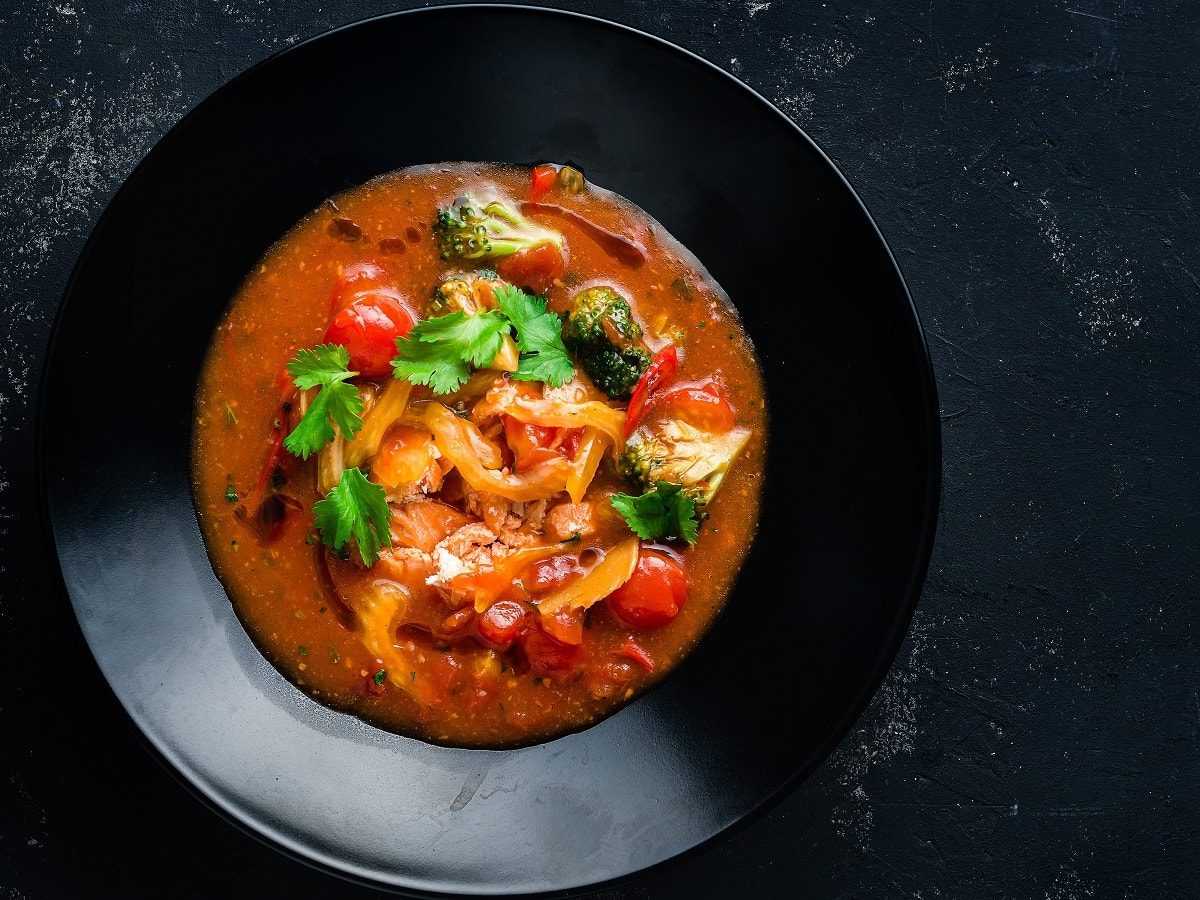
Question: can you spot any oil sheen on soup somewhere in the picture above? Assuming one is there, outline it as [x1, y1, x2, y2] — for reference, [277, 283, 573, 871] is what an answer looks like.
[192, 163, 766, 747]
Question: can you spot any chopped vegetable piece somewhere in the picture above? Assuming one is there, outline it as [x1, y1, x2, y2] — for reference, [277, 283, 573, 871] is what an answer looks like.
[494, 285, 575, 387]
[391, 309, 511, 394]
[562, 286, 651, 399]
[434, 194, 565, 262]
[537, 536, 640, 615]
[283, 344, 364, 459]
[621, 420, 752, 508]
[654, 382, 736, 433]
[530, 164, 557, 201]
[625, 345, 678, 437]
[607, 551, 687, 630]
[312, 466, 391, 566]
[618, 636, 655, 671]
[610, 480, 699, 544]
[496, 242, 567, 293]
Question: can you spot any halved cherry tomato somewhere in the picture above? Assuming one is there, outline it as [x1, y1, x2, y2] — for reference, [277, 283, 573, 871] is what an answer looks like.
[624, 345, 678, 437]
[654, 382, 736, 433]
[476, 600, 529, 649]
[496, 242, 566, 293]
[520, 629, 583, 678]
[540, 606, 584, 646]
[329, 262, 390, 311]
[504, 415, 560, 473]
[607, 549, 687, 629]
[323, 292, 415, 378]
[530, 164, 557, 202]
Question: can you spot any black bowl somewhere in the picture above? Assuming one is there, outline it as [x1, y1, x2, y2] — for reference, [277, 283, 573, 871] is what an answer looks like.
[39, 5, 939, 895]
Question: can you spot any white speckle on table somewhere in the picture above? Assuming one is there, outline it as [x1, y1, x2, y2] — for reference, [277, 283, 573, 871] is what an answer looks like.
[942, 45, 999, 92]
[1044, 862, 1097, 899]
[1035, 197, 1142, 346]
[729, 57, 743, 75]
[768, 35, 856, 124]
[827, 610, 933, 849]
[746, 1, 771, 15]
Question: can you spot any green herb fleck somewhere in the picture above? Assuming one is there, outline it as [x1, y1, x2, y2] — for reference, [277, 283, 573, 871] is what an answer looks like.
[223, 402, 239, 427]
[224, 479, 238, 503]
[373, 669, 386, 685]
[410, 670, 417, 682]
[297, 645, 308, 657]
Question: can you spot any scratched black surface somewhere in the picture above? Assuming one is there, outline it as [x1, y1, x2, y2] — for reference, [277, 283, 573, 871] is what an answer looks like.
[1, 1, 1197, 897]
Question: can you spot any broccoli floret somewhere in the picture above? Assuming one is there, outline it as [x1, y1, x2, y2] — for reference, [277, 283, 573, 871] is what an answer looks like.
[434, 194, 564, 262]
[562, 286, 651, 398]
[620, 419, 751, 507]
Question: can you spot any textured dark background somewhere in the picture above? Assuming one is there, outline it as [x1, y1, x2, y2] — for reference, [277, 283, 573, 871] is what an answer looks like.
[2, 1, 1197, 897]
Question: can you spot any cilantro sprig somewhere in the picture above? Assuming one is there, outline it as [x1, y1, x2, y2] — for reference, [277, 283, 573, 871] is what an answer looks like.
[390, 285, 574, 393]
[390, 309, 511, 394]
[312, 466, 391, 567]
[494, 285, 574, 388]
[610, 481, 699, 544]
[283, 344, 364, 459]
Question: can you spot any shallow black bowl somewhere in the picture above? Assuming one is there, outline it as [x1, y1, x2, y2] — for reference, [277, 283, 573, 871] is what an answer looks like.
[39, 5, 939, 895]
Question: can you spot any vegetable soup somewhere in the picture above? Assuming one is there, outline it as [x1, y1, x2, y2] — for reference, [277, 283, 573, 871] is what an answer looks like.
[192, 163, 765, 747]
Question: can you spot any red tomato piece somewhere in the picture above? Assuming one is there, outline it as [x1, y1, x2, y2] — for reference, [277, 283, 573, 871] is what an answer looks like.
[503, 415, 560, 473]
[525, 554, 584, 594]
[540, 607, 585, 646]
[496, 242, 566, 293]
[323, 291, 415, 378]
[655, 382, 736, 432]
[476, 600, 529, 650]
[520, 629, 583, 678]
[607, 549, 688, 629]
[617, 637, 655, 672]
[329, 262, 390, 311]
[530, 164, 557, 202]
[624, 345, 678, 437]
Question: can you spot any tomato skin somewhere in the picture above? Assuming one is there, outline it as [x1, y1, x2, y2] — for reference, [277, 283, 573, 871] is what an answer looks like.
[607, 550, 688, 629]
[323, 292, 415, 378]
[521, 629, 583, 678]
[530, 165, 557, 202]
[525, 554, 584, 594]
[476, 600, 529, 649]
[617, 636, 655, 672]
[329, 262, 390, 311]
[655, 382, 736, 432]
[504, 415, 560, 472]
[496, 242, 566, 293]
[540, 607, 585, 646]
[624, 345, 678, 437]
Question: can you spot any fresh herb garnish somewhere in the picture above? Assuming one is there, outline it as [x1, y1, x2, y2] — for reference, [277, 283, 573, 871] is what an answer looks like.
[224, 478, 238, 503]
[391, 309, 510, 394]
[493, 285, 574, 387]
[373, 669, 386, 685]
[283, 344, 364, 459]
[610, 481, 699, 544]
[312, 466, 391, 566]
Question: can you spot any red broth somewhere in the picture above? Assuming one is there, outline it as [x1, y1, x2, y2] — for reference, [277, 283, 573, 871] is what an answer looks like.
[192, 163, 765, 747]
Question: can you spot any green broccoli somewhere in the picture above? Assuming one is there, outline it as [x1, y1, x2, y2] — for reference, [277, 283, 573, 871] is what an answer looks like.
[562, 286, 651, 398]
[434, 194, 564, 262]
[620, 419, 752, 508]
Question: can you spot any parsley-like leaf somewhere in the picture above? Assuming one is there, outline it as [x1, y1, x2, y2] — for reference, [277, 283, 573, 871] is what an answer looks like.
[391, 310, 510, 394]
[283, 344, 364, 459]
[312, 467, 391, 567]
[610, 481, 699, 544]
[494, 284, 575, 387]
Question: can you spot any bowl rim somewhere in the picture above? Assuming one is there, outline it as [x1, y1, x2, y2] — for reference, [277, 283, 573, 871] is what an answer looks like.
[35, 4, 942, 895]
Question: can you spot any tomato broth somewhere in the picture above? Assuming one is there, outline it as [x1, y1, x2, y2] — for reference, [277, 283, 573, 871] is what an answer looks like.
[193, 163, 765, 747]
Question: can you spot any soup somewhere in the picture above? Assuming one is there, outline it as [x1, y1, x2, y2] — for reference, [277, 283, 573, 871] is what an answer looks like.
[192, 163, 765, 747]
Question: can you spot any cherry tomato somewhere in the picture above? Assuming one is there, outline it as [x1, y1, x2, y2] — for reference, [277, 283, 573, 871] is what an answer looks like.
[504, 415, 560, 472]
[624, 345, 678, 437]
[540, 607, 585, 646]
[607, 549, 688, 629]
[496, 242, 566, 293]
[655, 382, 736, 432]
[530, 164, 557, 202]
[476, 599, 529, 649]
[520, 629, 583, 678]
[329, 262, 390, 311]
[323, 292, 415, 378]
[525, 554, 584, 594]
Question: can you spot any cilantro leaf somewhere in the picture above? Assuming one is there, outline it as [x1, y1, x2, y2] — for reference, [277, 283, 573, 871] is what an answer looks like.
[283, 344, 364, 459]
[312, 467, 391, 567]
[391, 310, 510, 393]
[610, 481, 699, 544]
[494, 284, 575, 388]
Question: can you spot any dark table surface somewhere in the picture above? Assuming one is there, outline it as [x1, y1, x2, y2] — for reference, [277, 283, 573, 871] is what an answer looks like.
[2, 1, 1197, 897]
